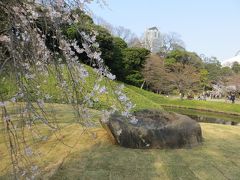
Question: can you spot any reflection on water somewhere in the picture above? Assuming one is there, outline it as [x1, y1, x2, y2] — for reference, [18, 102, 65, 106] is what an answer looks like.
[164, 107, 240, 126]
[186, 114, 239, 125]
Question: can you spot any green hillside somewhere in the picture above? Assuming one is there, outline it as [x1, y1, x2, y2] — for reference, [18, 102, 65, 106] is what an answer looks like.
[2, 64, 240, 114]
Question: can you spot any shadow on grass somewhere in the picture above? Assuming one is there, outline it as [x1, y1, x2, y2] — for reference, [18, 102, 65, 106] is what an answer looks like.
[49, 142, 161, 180]
[49, 125, 240, 180]
[48, 133, 200, 179]
[1, 124, 240, 180]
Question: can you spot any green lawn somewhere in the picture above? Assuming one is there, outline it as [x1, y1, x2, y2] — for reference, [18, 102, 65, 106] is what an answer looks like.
[126, 85, 240, 115]
[49, 123, 240, 180]
[1, 122, 239, 179]
[0, 102, 240, 179]
[2, 64, 240, 114]
[1, 65, 240, 179]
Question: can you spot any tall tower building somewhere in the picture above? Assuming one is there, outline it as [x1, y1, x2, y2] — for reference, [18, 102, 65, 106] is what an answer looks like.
[143, 27, 162, 53]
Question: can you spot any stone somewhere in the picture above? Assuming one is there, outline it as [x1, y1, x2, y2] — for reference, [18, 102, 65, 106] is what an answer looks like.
[101, 109, 203, 149]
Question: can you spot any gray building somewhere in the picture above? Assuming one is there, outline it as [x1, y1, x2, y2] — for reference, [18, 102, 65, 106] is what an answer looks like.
[143, 27, 162, 53]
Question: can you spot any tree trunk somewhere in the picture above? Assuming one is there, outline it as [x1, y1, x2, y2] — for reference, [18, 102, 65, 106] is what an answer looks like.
[140, 80, 145, 89]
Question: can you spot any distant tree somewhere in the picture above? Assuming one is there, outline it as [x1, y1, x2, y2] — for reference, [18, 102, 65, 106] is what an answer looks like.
[94, 16, 114, 34]
[94, 17, 138, 46]
[128, 37, 143, 48]
[158, 32, 185, 57]
[165, 49, 204, 69]
[113, 37, 128, 49]
[199, 69, 210, 91]
[225, 74, 240, 93]
[125, 70, 145, 87]
[221, 66, 233, 76]
[110, 37, 128, 80]
[122, 47, 150, 86]
[143, 55, 174, 94]
[165, 63, 200, 99]
[143, 54, 201, 96]
[114, 26, 131, 40]
[94, 25, 115, 66]
[113, 26, 138, 44]
[226, 74, 240, 86]
[231, 61, 240, 74]
[203, 56, 223, 84]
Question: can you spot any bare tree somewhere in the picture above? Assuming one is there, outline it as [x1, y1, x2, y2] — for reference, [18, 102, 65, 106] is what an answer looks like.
[94, 16, 114, 33]
[143, 55, 174, 94]
[226, 74, 240, 93]
[113, 26, 133, 41]
[128, 37, 143, 47]
[94, 17, 138, 46]
[159, 32, 185, 57]
[165, 63, 200, 99]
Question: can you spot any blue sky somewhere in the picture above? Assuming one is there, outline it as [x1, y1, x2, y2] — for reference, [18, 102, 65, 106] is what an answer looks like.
[89, 0, 240, 61]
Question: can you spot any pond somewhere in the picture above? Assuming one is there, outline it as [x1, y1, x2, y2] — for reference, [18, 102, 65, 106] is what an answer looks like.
[164, 106, 240, 126]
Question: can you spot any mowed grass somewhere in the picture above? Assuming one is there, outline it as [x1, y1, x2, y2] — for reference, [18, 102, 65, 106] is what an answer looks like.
[3, 64, 240, 114]
[0, 103, 240, 179]
[1, 122, 239, 179]
[1, 65, 240, 179]
[51, 124, 240, 180]
[126, 85, 240, 115]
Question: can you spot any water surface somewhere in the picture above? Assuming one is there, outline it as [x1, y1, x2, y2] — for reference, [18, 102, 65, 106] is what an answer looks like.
[164, 107, 240, 126]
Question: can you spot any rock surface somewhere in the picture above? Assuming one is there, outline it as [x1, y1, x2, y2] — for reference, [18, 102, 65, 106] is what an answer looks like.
[101, 109, 203, 149]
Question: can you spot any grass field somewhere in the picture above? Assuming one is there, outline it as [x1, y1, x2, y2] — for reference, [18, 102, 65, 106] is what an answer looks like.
[49, 123, 240, 180]
[2, 64, 240, 114]
[126, 85, 240, 115]
[1, 65, 240, 179]
[1, 122, 239, 179]
[0, 101, 240, 179]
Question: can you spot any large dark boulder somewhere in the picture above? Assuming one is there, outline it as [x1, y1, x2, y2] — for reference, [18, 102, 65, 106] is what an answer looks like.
[101, 109, 203, 149]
